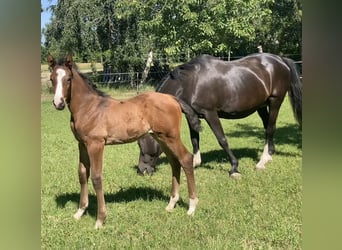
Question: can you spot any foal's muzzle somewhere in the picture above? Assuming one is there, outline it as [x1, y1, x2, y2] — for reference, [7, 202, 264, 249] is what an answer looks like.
[53, 99, 65, 110]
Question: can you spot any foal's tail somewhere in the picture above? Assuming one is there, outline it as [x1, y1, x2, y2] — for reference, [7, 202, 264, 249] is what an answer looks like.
[282, 57, 302, 128]
[177, 99, 201, 133]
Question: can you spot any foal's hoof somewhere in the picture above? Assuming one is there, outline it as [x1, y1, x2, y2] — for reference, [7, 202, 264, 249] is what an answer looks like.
[165, 206, 174, 212]
[255, 164, 266, 171]
[230, 172, 242, 179]
[165, 194, 180, 212]
[94, 220, 104, 229]
[187, 197, 199, 216]
[73, 208, 86, 220]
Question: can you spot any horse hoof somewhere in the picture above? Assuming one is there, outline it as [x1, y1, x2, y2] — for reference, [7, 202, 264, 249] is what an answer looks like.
[73, 208, 86, 220]
[187, 209, 195, 216]
[187, 197, 198, 216]
[230, 172, 242, 179]
[165, 206, 174, 212]
[94, 220, 103, 229]
[255, 165, 266, 171]
[165, 194, 179, 212]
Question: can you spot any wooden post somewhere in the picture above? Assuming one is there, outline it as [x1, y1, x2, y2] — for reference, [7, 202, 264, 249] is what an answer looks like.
[257, 45, 263, 53]
[140, 49, 153, 86]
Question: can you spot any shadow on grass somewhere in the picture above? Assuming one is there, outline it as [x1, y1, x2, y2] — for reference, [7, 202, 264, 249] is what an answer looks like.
[55, 187, 187, 218]
[226, 123, 302, 149]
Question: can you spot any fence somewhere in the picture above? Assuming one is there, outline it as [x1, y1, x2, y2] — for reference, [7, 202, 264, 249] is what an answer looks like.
[87, 59, 302, 89]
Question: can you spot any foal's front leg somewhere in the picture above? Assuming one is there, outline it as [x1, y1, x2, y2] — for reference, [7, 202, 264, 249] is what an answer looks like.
[87, 141, 106, 229]
[74, 142, 90, 219]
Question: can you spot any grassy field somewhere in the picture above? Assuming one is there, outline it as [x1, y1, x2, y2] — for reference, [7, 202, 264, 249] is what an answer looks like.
[41, 88, 302, 249]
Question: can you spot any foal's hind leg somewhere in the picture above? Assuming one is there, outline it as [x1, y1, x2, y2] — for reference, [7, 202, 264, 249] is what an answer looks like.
[74, 142, 90, 220]
[203, 111, 241, 178]
[87, 141, 107, 229]
[158, 138, 198, 215]
[179, 151, 199, 215]
[163, 151, 181, 212]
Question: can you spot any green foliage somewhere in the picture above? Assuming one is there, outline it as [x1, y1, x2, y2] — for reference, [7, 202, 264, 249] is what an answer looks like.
[41, 45, 49, 64]
[42, 0, 302, 66]
[41, 90, 302, 249]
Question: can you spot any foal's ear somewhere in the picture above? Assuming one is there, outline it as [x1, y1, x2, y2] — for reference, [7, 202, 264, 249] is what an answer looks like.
[65, 53, 73, 69]
[47, 54, 56, 69]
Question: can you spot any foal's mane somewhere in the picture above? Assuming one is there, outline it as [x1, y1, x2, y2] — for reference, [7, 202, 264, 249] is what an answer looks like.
[56, 58, 108, 97]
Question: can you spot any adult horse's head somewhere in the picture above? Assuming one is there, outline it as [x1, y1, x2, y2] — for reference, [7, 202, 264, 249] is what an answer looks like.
[47, 54, 74, 110]
[137, 134, 162, 175]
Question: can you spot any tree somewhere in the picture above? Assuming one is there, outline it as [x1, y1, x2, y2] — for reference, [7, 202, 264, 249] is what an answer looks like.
[119, 0, 275, 62]
[43, 0, 102, 61]
[255, 0, 302, 57]
[42, 0, 302, 71]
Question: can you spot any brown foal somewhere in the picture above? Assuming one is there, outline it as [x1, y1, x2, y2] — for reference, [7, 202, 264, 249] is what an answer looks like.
[48, 54, 198, 229]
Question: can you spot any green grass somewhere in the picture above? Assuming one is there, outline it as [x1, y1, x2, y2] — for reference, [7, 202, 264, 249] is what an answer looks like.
[41, 89, 302, 249]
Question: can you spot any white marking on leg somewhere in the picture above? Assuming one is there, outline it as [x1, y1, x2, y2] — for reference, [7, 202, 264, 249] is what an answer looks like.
[256, 144, 272, 170]
[54, 69, 66, 107]
[73, 208, 86, 220]
[193, 150, 201, 167]
[94, 220, 103, 229]
[230, 172, 242, 179]
[187, 197, 199, 216]
[165, 193, 179, 212]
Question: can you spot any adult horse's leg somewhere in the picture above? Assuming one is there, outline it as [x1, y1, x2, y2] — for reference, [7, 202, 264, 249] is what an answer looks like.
[87, 141, 106, 229]
[256, 97, 283, 170]
[180, 100, 201, 167]
[257, 106, 269, 130]
[189, 126, 201, 167]
[203, 111, 241, 178]
[73, 142, 90, 220]
[257, 106, 275, 155]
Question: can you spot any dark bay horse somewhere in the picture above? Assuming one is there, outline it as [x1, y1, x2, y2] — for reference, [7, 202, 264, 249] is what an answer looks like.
[47, 54, 199, 229]
[138, 53, 302, 177]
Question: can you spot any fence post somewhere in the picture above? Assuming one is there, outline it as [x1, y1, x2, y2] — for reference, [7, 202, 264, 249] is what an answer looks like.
[136, 72, 139, 94]
[140, 49, 153, 86]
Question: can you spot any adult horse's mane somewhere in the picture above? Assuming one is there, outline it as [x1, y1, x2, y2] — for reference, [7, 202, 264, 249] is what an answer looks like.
[54, 57, 108, 97]
[157, 54, 215, 91]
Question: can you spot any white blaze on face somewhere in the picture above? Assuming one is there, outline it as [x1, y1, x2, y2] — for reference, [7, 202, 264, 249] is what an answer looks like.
[54, 68, 66, 107]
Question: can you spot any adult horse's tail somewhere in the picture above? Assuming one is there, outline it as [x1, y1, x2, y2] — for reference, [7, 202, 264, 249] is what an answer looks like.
[282, 57, 302, 127]
[177, 99, 201, 133]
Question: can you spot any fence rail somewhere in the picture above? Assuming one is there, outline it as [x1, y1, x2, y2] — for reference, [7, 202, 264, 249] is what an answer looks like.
[87, 60, 302, 88]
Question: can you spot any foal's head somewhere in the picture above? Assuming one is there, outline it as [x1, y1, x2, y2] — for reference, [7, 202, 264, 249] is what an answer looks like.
[47, 54, 74, 110]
